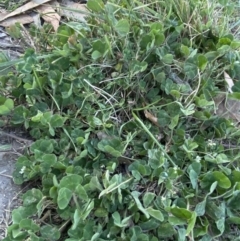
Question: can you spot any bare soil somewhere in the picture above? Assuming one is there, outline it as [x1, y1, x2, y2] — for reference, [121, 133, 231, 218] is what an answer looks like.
[0, 138, 24, 239]
[0, 16, 33, 240]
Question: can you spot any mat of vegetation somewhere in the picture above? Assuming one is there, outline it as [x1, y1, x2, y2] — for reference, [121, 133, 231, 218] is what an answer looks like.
[1, 0, 240, 240]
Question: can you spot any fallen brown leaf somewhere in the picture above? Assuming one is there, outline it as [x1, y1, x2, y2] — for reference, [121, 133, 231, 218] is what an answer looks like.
[144, 110, 159, 127]
[0, 7, 7, 14]
[59, 0, 88, 22]
[224, 71, 234, 93]
[0, 0, 52, 22]
[214, 93, 240, 124]
[0, 14, 33, 27]
[36, 4, 60, 31]
[0, 13, 8, 20]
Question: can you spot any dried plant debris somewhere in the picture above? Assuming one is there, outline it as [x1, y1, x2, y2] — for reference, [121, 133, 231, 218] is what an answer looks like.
[36, 4, 60, 31]
[0, 0, 88, 31]
[59, 0, 88, 22]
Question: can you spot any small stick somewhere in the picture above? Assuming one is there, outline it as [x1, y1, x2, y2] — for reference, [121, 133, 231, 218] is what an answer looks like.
[0, 131, 33, 144]
[0, 173, 12, 179]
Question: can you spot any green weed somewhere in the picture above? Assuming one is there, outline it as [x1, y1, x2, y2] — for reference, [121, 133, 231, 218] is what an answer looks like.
[1, 0, 240, 240]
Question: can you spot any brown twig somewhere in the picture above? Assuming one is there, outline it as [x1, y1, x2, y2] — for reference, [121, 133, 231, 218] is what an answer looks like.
[0, 131, 32, 143]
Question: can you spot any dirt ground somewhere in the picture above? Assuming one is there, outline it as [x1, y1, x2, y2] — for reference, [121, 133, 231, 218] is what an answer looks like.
[0, 21, 27, 238]
[0, 137, 24, 239]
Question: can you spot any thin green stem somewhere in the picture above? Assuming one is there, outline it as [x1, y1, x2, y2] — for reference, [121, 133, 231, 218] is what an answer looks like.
[132, 112, 176, 167]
